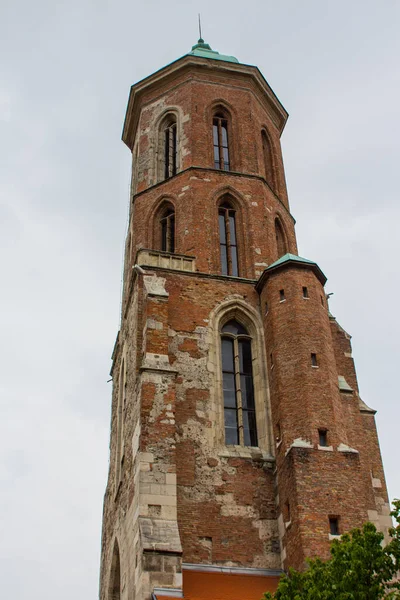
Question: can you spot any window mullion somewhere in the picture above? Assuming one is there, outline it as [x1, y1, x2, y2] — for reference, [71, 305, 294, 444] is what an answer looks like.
[168, 126, 174, 177]
[218, 119, 224, 169]
[234, 339, 243, 445]
[225, 209, 232, 275]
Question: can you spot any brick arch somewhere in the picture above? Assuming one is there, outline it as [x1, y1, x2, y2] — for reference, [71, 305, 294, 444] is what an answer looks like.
[147, 196, 177, 252]
[107, 539, 121, 600]
[212, 187, 252, 278]
[207, 299, 274, 455]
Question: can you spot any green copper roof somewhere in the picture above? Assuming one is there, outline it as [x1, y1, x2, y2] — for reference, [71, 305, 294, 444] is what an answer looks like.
[188, 38, 239, 64]
[255, 252, 327, 291]
[267, 253, 316, 270]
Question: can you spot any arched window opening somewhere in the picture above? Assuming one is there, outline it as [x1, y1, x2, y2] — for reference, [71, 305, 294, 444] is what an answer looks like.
[109, 542, 121, 600]
[275, 218, 287, 258]
[262, 130, 275, 191]
[160, 206, 175, 253]
[221, 320, 257, 447]
[161, 117, 177, 180]
[219, 202, 238, 276]
[213, 113, 230, 171]
[115, 359, 125, 490]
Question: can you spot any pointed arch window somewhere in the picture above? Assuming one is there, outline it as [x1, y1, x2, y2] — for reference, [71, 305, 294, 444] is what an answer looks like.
[115, 358, 126, 490]
[160, 116, 177, 180]
[160, 206, 175, 252]
[275, 218, 287, 258]
[219, 202, 238, 276]
[213, 113, 230, 170]
[108, 542, 121, 600]
[221, 320, 258, 447]
[261, 130, 275, 192]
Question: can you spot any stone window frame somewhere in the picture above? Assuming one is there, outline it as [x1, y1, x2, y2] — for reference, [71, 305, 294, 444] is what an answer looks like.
[207, 299, 274, 456]
[155, 109, 181, 183]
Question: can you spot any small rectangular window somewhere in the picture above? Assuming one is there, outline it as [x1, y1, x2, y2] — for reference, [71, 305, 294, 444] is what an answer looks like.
[302, 286, 309, 298]
[270, 352, 274, 368]
[329, 517, 339, 536]
[276, 422, 281, 442]
[311, 353, 318, 367]
[319, 429, 328, 446]
[279, 289, 285, 301]
[320, 295, 324, 306]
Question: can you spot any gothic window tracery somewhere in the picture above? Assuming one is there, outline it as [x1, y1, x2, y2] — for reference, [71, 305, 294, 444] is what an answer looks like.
[213, 112, 230, 170]
[219, 202, 238, 276]
[159, 115, 178, 181]
[221, 320, 258, 447]
[159, 204, 175, 253]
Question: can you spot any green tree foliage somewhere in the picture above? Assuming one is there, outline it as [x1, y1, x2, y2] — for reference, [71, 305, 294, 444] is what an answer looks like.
[264, 500, 400, 600]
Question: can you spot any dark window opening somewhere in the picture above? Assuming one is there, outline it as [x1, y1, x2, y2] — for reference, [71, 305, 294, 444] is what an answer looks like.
[160, 208, 175, 253]
[276, 422, 281, 441]
[270, 352, 274, 369]
[262, 130, 275, 191]
[319, 429, 328, 447]
[219, 203, 238, 276]
[320, 295, 324, 306]
[213, 114, 230, 170]
[163, 121, 177, 180]
[311, 353, 318, 367]
[329, 517, 340, 536]
[302, 286, 309, 298]
[279, 289, 285, 301]
[275, 218, 287, 258]
[221, 320, 257, 447]
[285, 501, 291, 522]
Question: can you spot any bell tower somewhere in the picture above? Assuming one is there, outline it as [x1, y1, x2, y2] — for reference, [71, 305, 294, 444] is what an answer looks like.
[99, 39, 390, 600]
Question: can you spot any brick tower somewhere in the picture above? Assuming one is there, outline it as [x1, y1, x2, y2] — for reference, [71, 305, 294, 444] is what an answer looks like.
[99, 39, 391, 600]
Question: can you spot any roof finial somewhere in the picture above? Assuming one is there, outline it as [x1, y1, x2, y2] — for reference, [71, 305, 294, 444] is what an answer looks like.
[198, 13, 204, 43]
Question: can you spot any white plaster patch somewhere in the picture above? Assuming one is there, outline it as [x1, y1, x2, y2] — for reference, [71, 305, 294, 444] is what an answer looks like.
[251, 201, 258, 206]
[143, 275, 168, 297]
[285, 438, 313, 456]
[337, 443, 358, 453]
[255, 248, 262, 255]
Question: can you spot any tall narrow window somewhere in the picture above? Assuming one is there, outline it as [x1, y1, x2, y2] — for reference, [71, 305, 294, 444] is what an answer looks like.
[108, 542, 121, 600]
[221, 320, 257, 447]
[262, 130, 275, 190]
[275, 218, 287, 258]
[161, 117, 177, 180]
[160, 207, 175, 252]
[213, 113, 230, 170]
[115, 359, 125, 490]
[219, 203, 238, 276]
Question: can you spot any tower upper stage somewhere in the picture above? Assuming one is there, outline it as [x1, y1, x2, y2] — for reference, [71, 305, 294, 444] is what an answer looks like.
[122, 40, 288, 152]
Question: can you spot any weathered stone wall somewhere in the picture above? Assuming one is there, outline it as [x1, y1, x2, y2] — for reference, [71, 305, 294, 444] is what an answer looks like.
[100, 51, 390, 600]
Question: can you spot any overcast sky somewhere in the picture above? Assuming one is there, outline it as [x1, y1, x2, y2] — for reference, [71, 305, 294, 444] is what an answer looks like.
[1, 1, 399, 598]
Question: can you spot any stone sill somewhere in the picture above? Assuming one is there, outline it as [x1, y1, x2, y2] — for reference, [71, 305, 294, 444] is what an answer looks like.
[218, 447, 275, 463]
